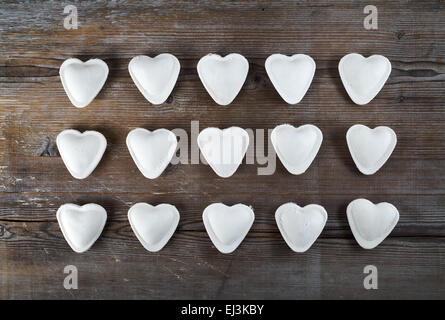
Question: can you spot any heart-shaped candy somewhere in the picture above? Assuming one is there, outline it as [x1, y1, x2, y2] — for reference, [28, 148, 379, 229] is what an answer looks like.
[128, 203, 180, 252]
[271, 124, 322, 175]
[197, 127, 249, 178]
[265, 54, 316, 104]
[203, 203, 254, 254]
[126, 128, 178, 179]
[347, 198, 399, 249]
[57, 203, 107, 253]
[129, 54, 180, 105]
[275, 202, 327, 252]
[56, 129, 107, 179]
[197, 53, 249, 105]
[339, 53, 391, 105]
[347, 124, 397, 175]
[59, 58, 109, 108]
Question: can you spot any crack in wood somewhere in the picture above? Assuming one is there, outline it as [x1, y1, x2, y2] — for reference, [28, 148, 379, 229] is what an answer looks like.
[36, 137, 58, 157]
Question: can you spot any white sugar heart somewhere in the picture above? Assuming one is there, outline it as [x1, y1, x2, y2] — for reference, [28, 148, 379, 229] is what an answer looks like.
[57, 203, 107, 253]
[347, 124, 397, 175]
[56, 129, 107, 179]
[347, 198, 399, 249]
[275, 202, 327, 252]
[126, 128, 177, 179]
[129, 54, 180, 105]
[339, 53, 391, 105]
[265, 54, 316, 104]
[128, 203, 179, 252]
[59, 58, 109, 108]
[197, 127, 249, 178]
[197, 53, 249, 105]
[271, 124, 322, 175]
[203, 203, 254, 254]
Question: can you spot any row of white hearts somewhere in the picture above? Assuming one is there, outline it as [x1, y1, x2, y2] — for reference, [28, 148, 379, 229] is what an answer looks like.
[60, 53, 391, 108]
[58, 199, 399, 254]
[57, 124, 397, 179]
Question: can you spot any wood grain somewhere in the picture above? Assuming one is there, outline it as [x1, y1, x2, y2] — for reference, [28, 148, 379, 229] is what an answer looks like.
[1, 0, 445, 299]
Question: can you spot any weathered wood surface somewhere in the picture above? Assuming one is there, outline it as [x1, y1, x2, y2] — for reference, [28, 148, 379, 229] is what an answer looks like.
[1, 0, 444, 299]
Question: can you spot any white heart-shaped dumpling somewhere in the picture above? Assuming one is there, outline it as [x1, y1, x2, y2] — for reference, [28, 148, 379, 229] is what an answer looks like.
[126, 128, 178, 179]
[128, 203, 180, 252]
[197, 53, 249, 105]
[271, 124, 322, 175]
[59, 58, 109, 108]
[197, 127, 249, 178]
[128, 54, 180, 105]
[57, 203, 107, 253]
[347, 124, 396, 175]
[56, 129, 107, 179]
[203, 203, 254, 254]
[275, 202, 327, 252]
[339, 53, 391, 105]
[265, 54, 316, 104]
[347, 198, 399, 249]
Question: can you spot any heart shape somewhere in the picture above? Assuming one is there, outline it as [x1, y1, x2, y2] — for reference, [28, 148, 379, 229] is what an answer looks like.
[271, 124, 322, 175]
[57, 203, 107, 253]
[347, 198, 399, 249]
[203, 203, 254, 254]
[265, 54, 316, 104]
[275, 202, 327, 252]
[128, 203, 180, 252]
[197, 53, 249, 105]
[339, 53, 391, 105]
[56, 129, 107, 179]
[128, 54, 180, 105]
[59, 58, 109, 108]
[347, 124, 397, 175]
[127, 128, 177, 179]
[197, 127, 249, 178]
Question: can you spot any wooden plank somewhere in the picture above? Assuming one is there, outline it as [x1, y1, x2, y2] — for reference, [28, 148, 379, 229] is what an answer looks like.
[0, 221, 444, 299]
[2, 157, 444, 194]
[1, 193, 444, 237]
[1, 1, 445, 59]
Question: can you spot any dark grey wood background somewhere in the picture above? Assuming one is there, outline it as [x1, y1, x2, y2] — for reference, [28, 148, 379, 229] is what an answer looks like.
[1, 0, 444, 299]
